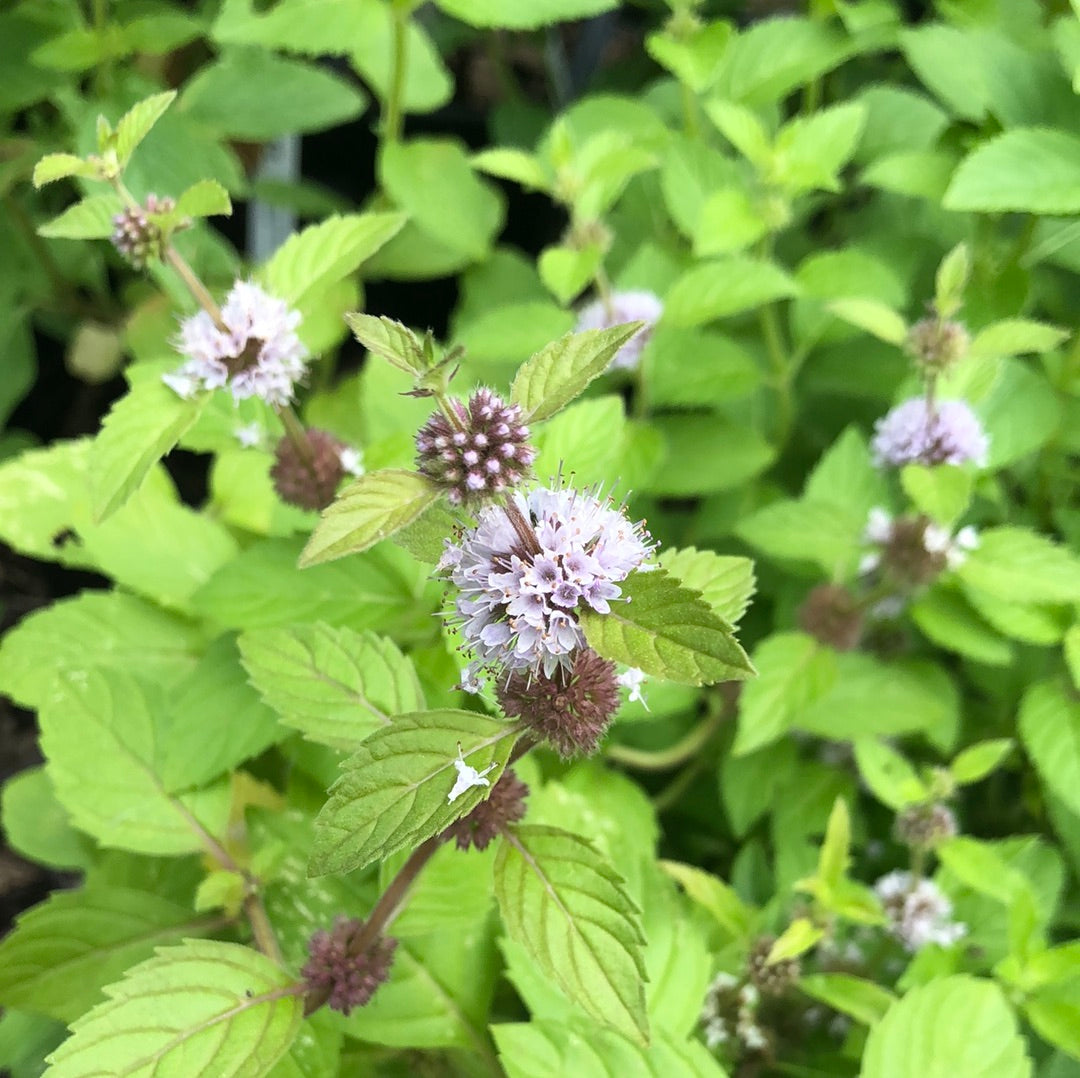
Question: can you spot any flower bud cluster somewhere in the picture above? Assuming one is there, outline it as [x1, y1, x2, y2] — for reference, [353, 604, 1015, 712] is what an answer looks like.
[904, 316, 970, 375]
[302, 917, 397, 1015]
[442, 770, 529, 850]
[860, 508, 978, 591]
[893, 802, 957, 850]
[874, 871, 966, 951]
[111, 194, 175, 269]
[271, 428, 357, 512]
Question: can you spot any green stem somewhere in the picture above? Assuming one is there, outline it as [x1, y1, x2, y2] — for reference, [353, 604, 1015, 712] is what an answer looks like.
[652, 751, 709, 814]
[607, 703, 725, 771]
[383, 4, 410, 144]
[759, 302, 793, 445]
[92, 0, 112, 97]
[681, 82, 701, 138]
[277, 402, 318, 470]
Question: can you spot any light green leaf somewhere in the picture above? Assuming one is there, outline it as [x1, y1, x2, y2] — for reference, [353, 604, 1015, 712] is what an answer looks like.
[433, 0, 618, 30]
[38, 193, 123, 239]
[854, 739, 928, 810]
[827, 298, 907, 344]
[260, 212, 406, 308]
[91, 373, 208, 522]
[659, 547, 755, 626]
[664, 257, 798, 327]
[495, 826, 648, 1044]
[32, 153, 97, 188]
[951, 739, 1013, 785]
[799, 973, 895, 1026]
[737, 498, 864, 575]
[173, 179, 232, 220]
[693, 185, 768, 256]
[704, 100, 772, 165]
[934, 242, 970, 317]
[510, 324, 641, 423]
[861, 976, 1032, 1078]
[300, 469, 441, 566]
[957, 527, 1080, 604]
[345, 312, 426, 375]
[938, 837, 1034, 909]
[818, 798, 851, 890]
[40, 670, 230, 856]
[115, 90, 177, 166]
[659, 860, 756, 940]
[1024, 981, 1080, 1060]
[538, 244, 603, 305]
[579, 568, 755, 687]
[650, 414, 775, 496]
[910, 588, 1013, 667]
[1019, 680, 1080, 818]
[45, 940, 302, 1078]
[472, 147, 552, 190]
[0, 888, 220, 1023]
[1, 766, 92, 870]
[532, 395, 625, 488]
[900, 465, 973, 526]
[239, 623, 424, 749]
[647, 21, 732, 94]
[969, 319, 1070, 359]
[1066, 624, 1080, 691]
[944, 128, 1080, 214]
[309, 710, 520, 875]
[768, 918, 824, 963]
[773, 102, 867, 193]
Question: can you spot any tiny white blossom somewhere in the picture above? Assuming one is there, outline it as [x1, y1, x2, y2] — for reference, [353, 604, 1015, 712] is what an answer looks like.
[875, 870, 967, 951]
[617, 667, 649, 709]
[447, 744, 497, 804]
[234, 422, 263, 448]
[338, 446, 364, 477]
[864, 506, 893, 544]
[458, 663, 486, 696]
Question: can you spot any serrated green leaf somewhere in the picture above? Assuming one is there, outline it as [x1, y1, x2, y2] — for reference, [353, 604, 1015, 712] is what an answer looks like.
[768, 918, 824, 963]
[511, 324, 641, 423]
[239, 623, 424, 749]
[827, 298, 907, 344]
[495, 826, 648, 1044]
[951, 739, 1013, 785]
[38, 193, 122, 239]
[854, 739, 928, 810]
[45, 940, 302, 1078]
[32, 153, 97, 188]
[344, 312, 426, 375]
[969, 319, 1070, 359]
[1019, 680, 1080, 818]
[659, 861, 757, 940]
[934, 242, 970, 316]
[310, 711, 521, 875]
[115, 90, 177, 166]
[300, 469, 441, 566]
[1, 766, 92, 870]
[664, 257, 798, 327]
[472, 147, 552, 190]
[910, 588, 1013, 667]
[958, 527, 1080, 604]
[937, 837, 1034, 909]
[538, 244, 603, 304]
[173, 178, 232, 219]
[0, 888, 221, 1022]
[658, 547, 755, 626]
[260, 212, 406, 308]
[900, 465, 973, 526]
[579, 568, 754, 687]
[91, 373, 208, 522]
[799, 972, 895, 1025]
[861, 976, 1032, 1078]
[39, 670, 230, 856]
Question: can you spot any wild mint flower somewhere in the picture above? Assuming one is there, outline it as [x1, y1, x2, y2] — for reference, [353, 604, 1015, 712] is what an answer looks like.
[163, 280, 308, 406]
[233, 422, 264, 449]
[617, 666, 649, 709]
[416, 388, 535, 506]
[111, 194, 175, 269]
[443, 769, 528, 849]
[701, 974, 769, 1056]
[439, 486, 653, 678]
[860, 508, 979, 587]
[338, 445, 364, 477]
[894, 802, 958, 850]
[270, 428, 351, 512]
[871, 397, 989, 468]
[575, 290, 663, 372]
[797, 584, 863, 651]
[905, 317, 969, 375]
[747, 935, 801, 996]
[302, 917, 397, 1015]
[874, 871, 966, 951]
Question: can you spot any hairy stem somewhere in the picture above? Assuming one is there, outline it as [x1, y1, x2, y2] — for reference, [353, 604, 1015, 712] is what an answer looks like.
[383, 4, 410, 143]
[606, 702, 725, 771]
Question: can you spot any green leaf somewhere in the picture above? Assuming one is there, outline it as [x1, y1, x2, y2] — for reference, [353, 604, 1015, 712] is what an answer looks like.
[693, 186, 768, 256]
[0, 888, 220, 1023]
[817, 797, 851, 890]
[309, 710, 520, 875]
[969, 319, 1070, 359]
[768, 918, 824, 963]
[45, 940, 302, 1078]
[1, 767, 92, 870]
[1066, 624, 1080, 691]
[658, 547, 756, 626]
[647, 21, 733, 94]
[861, 976, 1032, 1078]
[900, 465, 973, 526]
[737, 498, 864, 575]
[937, 837, 1034, 909]
[173, 179, 232, 220]
[472, 148, 552, 190]
[380, 138, 503, 260]
[951, 739, 1013, 785]
[510, 324, 642, 423]
[1025, 981, 1080, 1061]
[664, 257, 798, 327]
[659, 861, 756, 940]
[538, 244, 603, 304]
[910, 588, 1013, 667]
[495, 825, 648, 1044]
[38, 193, 122, 239]
[957, 527, 1080, 604]
[944, 128, 1080, 214]
[183, 50, 367, 139]
[799, 972, 895, 1026]
[579, 567, 755, 687]
[115, 90, 177, 166]
[32, 153, 97, 188]
[260, 212, 406, 308]
[1020, 680, 1080, 818]
[91, 373, 208, 522]
[934, 242, 971, 317]
[854, 739, 928, 810]
[827, 298, 907, 344]
[39, 670, 230, 856]
[532, 395, 625, 489]
[732, 632, 835, 756]
[433, 0, 617, 30]
[773, 102, 867, 193]
[300, 469, 441, 566]
[239, 623, 424, 749]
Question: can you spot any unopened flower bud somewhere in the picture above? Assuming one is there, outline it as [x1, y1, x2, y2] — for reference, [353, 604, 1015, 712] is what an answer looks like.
[894, 802, 957, 849]
[442, 770, 529, 850]
[496, 648, 620, 757]
[798, 584, 863, 651]
[302, 917, 396, 1015]
[905, 317, 969, 375]
[111, 194, 175, 269]
[271, 428, 347, 511]
[746, 935, 802, 996]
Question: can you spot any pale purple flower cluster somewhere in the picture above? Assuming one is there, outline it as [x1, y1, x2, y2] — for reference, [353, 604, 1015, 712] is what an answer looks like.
[439, 487, 653, 680]
[871, 397, 989, 468]
[162, 280, 308, 406]
[874, 871, 967, 951]
[575, 290, 663, 371]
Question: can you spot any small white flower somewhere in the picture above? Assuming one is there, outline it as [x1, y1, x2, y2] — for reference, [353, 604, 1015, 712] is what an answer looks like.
[864, 507, 893, 544]
[617, 667, 649, 709]
[338, 446, 364, 477]
[874, 870, 967, 951]
[234, 422, 263, 449]
[458, 663, 486, 696]
[447, 743, 497, 804]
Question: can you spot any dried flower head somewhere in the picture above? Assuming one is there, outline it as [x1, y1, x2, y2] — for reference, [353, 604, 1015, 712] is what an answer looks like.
[271, 428, 347, 512]
[416, 389, 535, 505]
[747, 935, 802, 996]
[497, 648, 620, 757]
[871, 397, 989, 469]
[442, 769, 529, 850]
[874, 871, 966, 951]
[575, 290, 663, 371]
[860, 509, 978, 589]
[439, 486, 653, 679]
[163, 280, 308, 406]
[302, 917, 397, 1015]
[111, 194, 175, 269]
[797, 584, 863, 651]
[905, 317, 970, 374]
[894, 802, 958, 850]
